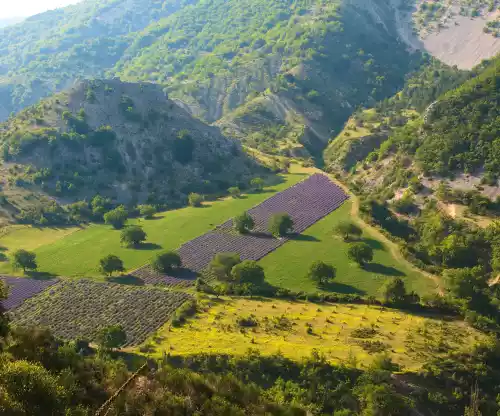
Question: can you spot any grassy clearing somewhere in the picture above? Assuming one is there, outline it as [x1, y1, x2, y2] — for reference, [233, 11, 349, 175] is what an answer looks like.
[139, 297, 485, 370]
[259, 201, 437, 297]
[0, 170, 308, 277]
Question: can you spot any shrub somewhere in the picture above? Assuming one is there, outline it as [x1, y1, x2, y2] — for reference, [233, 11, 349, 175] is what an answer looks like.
[11, 249, 37, 273]
[250, 177, 264, 192]
[99, 255, 124, 276]
[237, 315, 258, 327]
[97, 325, 126, 350]
[231, 260, 265, 285]
[120, 226, 147, 247]
[188, 193, 204, 207]
[233, 212, 255, 234]
[269, 213, 294, 238]
[209, 252, 241, 281]
[138, 204, 156, 219]
[347, 242, 373, 265]
[333, 221, 362, 241]
[104, 206, 128, 229]
[228, 186, 241, 198]
[151, 251, 182, 274]
[308, 261, 336, 286]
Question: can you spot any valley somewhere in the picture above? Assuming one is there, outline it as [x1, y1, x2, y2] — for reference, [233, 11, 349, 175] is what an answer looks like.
[0, 0, 499, 414]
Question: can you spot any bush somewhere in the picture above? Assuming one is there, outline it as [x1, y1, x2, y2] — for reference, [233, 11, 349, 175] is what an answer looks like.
[250, 177, 264, 192]
[269, 213, 294, 238]
[104, 206, 128, 229]
[138, 204, 156, 219]
[11, 249, 37, 273]
[233, 212, 255, 234]
[333, 221, 362, 241]
[120, 226, 147, 247]
[231, 260, 265, 285]
[97, 325, 126, 350]
[99, 255, 125, 276]
[308, 261, 336, 286]
[228, 187, 241, 198]
[188, 193, 204, 207]
[237, 315, 258, 327]
[151, 251, 182, 274]
[209, 252, 241, 281]
[347, 242, 373, 265]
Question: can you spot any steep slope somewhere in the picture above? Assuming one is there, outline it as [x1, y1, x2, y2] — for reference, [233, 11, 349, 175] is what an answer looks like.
[115, 0, 427, 156]
[0, 79, 261, 224]
[0, 0, 196, 120]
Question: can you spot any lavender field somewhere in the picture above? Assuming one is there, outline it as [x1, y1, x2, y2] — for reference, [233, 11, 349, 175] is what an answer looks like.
[133, 174, 348, 284]
[0, 276, 59, 310]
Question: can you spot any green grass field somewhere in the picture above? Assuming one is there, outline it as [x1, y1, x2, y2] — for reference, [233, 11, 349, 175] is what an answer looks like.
[0, 172, 308, 277]
[138, 297, 484, 370]
[259, 201, 437, 297]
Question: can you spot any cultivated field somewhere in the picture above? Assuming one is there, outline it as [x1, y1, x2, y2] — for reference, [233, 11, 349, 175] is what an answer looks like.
[0, 169, 308, 277]
[259, 202, 437, 297]
[10, 280, 191, 346]
[143, 297, 485, 370]
[0, 276, 59, 310]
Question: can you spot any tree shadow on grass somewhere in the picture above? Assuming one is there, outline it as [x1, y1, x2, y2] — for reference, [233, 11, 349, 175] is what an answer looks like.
[134, 243, 162, 251]
[362, 263, 405, 277]
[108, 275, 145, 286]
[362, 238, 385, 251]
[25, 271, 59, 280]
[289, 233, 320, 242]
[321, 281, 366, 295]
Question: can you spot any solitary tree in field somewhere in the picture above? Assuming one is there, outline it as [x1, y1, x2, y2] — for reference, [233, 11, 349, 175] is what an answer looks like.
[382, 277, 407, 304]
[334, 221, 362, 241]
[12, 249, 37, 273]
[250, 177, 264, 192]
[104, 206, 128, 229]
[97, 325, 127, 350]
[188, 193, 204, 207]
[347, 242, 374, 266]
[151, 251, 182, 274]
[99, 255, 125, 276]
[234, 212, 255, 234]
[209, 252, 241, 281]
[138, 204, 156, 219]
[269, 213, 294, 238]
[228, 186, 241, 198]
[308, 261, 336, 286]
[231, 260, 265, 285]
[120, 226, 147, 247]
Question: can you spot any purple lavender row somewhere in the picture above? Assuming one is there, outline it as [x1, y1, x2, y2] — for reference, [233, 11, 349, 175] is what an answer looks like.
[0, 276, 59, 311]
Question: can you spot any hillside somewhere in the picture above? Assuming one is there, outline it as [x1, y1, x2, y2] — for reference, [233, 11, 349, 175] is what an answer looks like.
[0, 79, 262, 225]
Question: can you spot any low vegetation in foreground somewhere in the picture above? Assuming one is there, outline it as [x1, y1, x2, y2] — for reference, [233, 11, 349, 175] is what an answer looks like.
[140, 297, 485, 370]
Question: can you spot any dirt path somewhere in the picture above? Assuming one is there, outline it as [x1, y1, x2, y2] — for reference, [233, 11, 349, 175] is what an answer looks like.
[325, 172, 444, 295]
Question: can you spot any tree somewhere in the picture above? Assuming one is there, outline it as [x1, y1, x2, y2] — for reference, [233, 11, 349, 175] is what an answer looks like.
[104, 206, 128, 229]
[347, 242, 373, 265]
[250, 177, 264, 192]
[99, 255, 124, 276]
[138, 204, 156, 219]
[382, 278, 407, 304]
[209, 253, 241, 281]
[233, 212, 255, 234]
[231, 260, 265, 285]
[269, 213, 294, 238]
[11, 250, 37, 273]
[333, 221, 362, 241]
[151, 251, 182, 273]
[120, 226, 147, 247]
[308, 261, 336, 286]
[97, 325, 126, 350]
[188, 193, 204, 207]
[228, 186, 241, 198]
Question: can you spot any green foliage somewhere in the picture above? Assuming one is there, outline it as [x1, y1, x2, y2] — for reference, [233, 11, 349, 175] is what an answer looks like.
[347, 242, 374, 265]
[99, 254, 124, 276]
[308, 260, 336, 286]
[151, 251, 182, 274]
[250, 177, 265, 192]
[382, 277, 407, 304]
[209, 252, 241, 281]
[231, 260, 265, 285]
[228, 186, 241, 198]
[334, 221, 362, 241]
[97, 325, 127, 350]
[138, 204, 156, 219]
[173, 130, 195, 164]
[188, 193, 204, 207]
[269, 213, 294, 238]
[120, 226, 147, 247]
[233, 211, 255, 234]
[11, 249, 37, 273]
[104, 206, 128, 229]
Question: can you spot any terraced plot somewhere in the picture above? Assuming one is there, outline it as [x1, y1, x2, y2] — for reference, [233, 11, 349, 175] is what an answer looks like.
[0, 276, 59, 310]
[10, 280, 191, 346]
